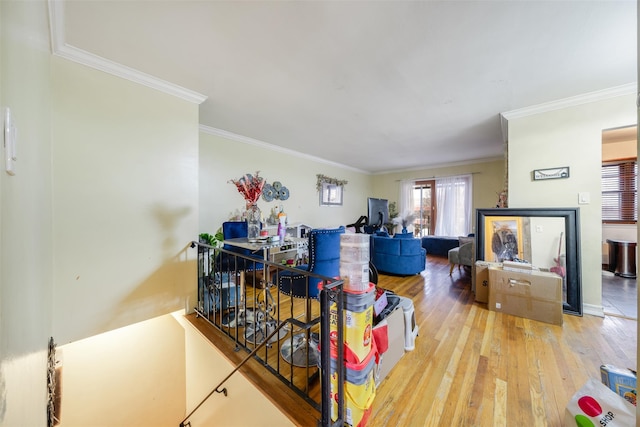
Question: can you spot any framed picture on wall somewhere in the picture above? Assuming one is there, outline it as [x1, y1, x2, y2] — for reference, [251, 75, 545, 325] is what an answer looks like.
[320, 182, 343, 206]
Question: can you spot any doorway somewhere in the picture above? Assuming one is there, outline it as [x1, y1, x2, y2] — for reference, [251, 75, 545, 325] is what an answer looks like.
[601, 125, 637, 319]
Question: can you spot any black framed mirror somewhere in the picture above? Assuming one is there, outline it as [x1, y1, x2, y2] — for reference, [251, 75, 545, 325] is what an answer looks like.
[476, 208, 582, 316]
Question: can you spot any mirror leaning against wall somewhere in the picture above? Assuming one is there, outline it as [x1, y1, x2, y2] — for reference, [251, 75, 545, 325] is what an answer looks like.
[476, 208, 582, 316]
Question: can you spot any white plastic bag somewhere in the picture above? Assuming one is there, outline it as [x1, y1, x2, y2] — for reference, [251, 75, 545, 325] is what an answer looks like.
[565, 378, 636, 426]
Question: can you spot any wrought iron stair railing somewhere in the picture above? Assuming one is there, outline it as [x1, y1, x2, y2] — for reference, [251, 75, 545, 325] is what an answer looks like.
[184, 241, 346, 427]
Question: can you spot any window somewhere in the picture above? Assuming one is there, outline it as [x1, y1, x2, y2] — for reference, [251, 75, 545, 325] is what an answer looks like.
[400, 175, 472, 237]
[602, 160, 637, 223]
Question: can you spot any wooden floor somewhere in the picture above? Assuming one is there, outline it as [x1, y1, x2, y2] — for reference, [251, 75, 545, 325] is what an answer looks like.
[189, 255, 637, 426]
[369, 256, 637, 427]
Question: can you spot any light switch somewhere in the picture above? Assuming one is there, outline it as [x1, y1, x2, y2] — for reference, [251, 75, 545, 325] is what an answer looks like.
[578, 192, 590, 204]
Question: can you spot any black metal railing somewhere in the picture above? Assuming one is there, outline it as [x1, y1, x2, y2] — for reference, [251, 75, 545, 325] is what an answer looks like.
[184, 241, 345, 427]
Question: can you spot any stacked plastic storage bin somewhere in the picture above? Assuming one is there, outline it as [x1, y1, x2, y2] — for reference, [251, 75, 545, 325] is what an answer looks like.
[339, 233, 370, 292]
[328, 234, 377, 426]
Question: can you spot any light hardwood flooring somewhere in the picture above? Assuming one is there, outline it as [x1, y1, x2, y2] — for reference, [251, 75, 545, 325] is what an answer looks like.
[188, 255, 637, 426]
[369, 256, 637, 427]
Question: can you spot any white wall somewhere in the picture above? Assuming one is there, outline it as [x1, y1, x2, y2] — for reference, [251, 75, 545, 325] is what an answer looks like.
[199, 130, 372, 236]
[51, 57, 199, 344]
[0, 1, 53, 425]
[506, 91, 637, 316]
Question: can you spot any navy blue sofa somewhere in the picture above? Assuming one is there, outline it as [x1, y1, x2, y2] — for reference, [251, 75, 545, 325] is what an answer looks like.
[371, 231, 426, 275]
[421, 236, 459, 257]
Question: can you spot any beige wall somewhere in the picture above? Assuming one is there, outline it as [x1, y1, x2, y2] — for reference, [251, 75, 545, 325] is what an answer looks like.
[57, 312, 294, 427]
[58, 314, 186, 426]
[179, 314, 295, 426]
[51, 57, 199, 344]
[602, 138, 636, 160]
[506, 92, 637, 315]
[369, 158, 505, 233]
[47, 56, 201, 424]
[199, 129, 373, 235]
[0, 7, 315, 424]
[0, 0, 53, 424]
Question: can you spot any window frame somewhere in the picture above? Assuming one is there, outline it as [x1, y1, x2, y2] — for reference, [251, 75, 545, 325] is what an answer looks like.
[413, 180, 436, 236]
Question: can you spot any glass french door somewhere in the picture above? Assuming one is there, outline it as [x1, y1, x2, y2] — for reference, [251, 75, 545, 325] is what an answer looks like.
[413, 180, 435, 236]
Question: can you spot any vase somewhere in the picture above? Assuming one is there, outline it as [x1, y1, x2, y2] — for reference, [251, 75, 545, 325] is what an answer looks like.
[246, 203, 261, 240]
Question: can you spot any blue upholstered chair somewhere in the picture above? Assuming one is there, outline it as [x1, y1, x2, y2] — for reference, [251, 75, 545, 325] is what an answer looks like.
[278, 226, 345, 366]
[371, 230, 426, 275]
[217, 221, 263, 271]
[210, 221, 264, 329]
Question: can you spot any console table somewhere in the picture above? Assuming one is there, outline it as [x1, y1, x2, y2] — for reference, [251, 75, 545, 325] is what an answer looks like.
[263, 222, 313, 239]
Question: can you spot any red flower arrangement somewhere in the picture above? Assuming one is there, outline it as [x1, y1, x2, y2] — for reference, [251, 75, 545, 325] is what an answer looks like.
[229, 171, 265, 208]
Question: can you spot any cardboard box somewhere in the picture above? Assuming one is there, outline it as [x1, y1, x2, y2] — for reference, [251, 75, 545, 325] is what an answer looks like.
[601, 364, 637, 406]
[373, 306, 404, 386]
[473, 261, 501, 303]
[488, 266, 563, 325]
[502, 260, 534, 273]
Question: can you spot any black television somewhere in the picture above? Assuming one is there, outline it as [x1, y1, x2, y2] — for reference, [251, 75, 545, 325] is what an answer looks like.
[367, 197, 389, 228]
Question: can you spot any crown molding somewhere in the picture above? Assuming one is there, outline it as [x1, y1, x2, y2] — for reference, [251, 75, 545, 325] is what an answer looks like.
[199, 125, 370, 174]
[501, 83, 637, 121]
[372, 156, 505, 176]
[47, 0, 207, 104]
[202, 122, 503, 175]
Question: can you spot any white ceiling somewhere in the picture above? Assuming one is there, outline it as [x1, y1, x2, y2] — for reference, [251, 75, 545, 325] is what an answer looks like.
[56, 0, 637, 173]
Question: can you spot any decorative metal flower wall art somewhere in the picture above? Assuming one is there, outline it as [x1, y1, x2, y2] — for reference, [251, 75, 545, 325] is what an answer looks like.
[262, 180, 290, 202]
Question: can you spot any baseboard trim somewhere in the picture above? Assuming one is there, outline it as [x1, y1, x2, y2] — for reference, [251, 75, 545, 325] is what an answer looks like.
[582, 303, 605, 318]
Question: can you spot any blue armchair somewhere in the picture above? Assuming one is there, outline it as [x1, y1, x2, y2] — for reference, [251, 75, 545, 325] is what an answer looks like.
[371, 231, 426, 275]
[216, 221, 263, 271]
